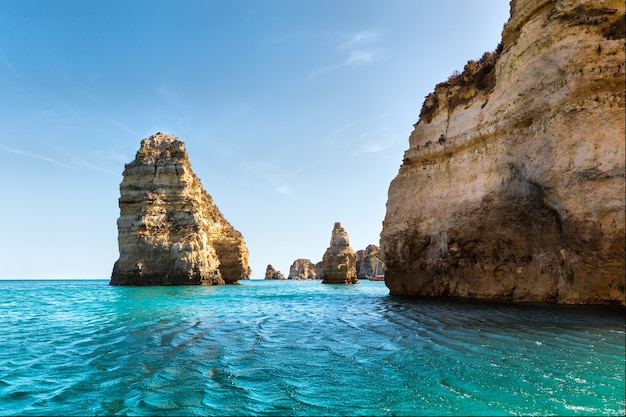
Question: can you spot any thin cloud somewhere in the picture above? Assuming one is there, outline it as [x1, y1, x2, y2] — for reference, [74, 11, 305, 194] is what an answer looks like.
[0, 53, 37, 96]
[362, 138, 396, 153]
[0, 54, 20, 78]
[276, 185, 291, 197]
[109, 116, 141, 138]
[345, 50, 379, 65]
[338, 29, 380, 51]
[48, 143, 120, 176]
[237, 178, 294, 198]
[325, 121, 363, 150]
[265, 32, 304, 46]
[311, 29, 385, 78]
[3, 148, 76, 170]
[4, 146, 117, 175]
[90, 147, 132, 166]
[241, 158, 298, 198]
[70, 155, 117, 176]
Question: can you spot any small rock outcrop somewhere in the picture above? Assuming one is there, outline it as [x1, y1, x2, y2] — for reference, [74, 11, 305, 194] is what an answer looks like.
[381, 0, 625, 304]
[356, 245, 386, 279]
[322, 223, 358, 284]
[110, 133, 250, 286]
[288, 259, 317, 280]
[265, 264, 286, 280]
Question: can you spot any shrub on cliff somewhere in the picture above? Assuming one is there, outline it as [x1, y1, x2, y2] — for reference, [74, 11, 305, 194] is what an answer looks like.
[419, 44, 502, 124]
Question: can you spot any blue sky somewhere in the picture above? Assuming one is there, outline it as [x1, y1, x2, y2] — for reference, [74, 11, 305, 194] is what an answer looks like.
[0, 0, 510, 279]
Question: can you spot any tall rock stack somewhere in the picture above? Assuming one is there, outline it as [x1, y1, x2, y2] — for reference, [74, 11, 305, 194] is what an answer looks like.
[110, 133, 250, 285]
[381, 0, 625, 304]
[322, 222, 358, 284]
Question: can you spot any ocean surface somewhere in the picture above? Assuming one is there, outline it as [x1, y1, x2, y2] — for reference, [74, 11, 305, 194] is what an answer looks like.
[0, 279, 624, 416]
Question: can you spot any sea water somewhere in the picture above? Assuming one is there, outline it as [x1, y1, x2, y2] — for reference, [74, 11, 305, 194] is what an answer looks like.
[0, 279, 623, 416]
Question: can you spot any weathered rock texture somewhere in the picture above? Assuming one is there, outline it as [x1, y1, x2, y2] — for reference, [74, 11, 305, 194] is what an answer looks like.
[356, 245, 386, 279]
[288, 259, 318, 280]
[322, 223, 358, 284]
[314, 261, 325, 280]
[265, 264, 286, 280]
[111, 133, 251, 286]
[381, 0, 625, 304]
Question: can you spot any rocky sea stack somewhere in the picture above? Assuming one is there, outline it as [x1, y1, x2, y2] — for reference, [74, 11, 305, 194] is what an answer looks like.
[381, 0, 625, 304]
[264, 264, 286, 280]
[288, 259, 318, 280]
[110, 133, 250, 286]
[356, 245, 386, 279]
[322, 222, 358, 284]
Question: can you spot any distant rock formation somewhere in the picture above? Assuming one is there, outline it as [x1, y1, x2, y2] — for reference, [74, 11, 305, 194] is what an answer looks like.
[110, 132, 251, 286]
[265, 264, 286, 280]
[288, 259, 317, 280]
[356, 245, 386, 279]
[322, 222, 358, 284]
[314, 261, 324, 281]
[381, 0, 625, 304]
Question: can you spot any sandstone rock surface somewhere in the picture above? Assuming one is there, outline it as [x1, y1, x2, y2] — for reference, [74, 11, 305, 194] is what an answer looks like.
[288, 259, 318, 280]
[110, 133, 250, 285]
[265, 264, 286, 280]
[322, 223, 358, 284]
[356, 245, 386, 279]
[381, 0, 625, 304]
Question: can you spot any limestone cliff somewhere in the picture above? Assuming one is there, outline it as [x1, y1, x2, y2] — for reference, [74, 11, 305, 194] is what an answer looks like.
[322, 223, 358, 284]
[381, 0, 625, 304]
[111, 133, 250, 285]
[356, 245, 386, 279]
[288, 259, 318, 280]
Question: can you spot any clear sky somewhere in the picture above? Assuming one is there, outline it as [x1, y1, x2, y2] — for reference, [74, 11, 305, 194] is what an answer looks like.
[0, 0, 510, 279]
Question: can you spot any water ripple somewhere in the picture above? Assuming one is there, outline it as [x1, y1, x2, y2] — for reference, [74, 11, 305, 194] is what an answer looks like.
[0, 280, 623, 416]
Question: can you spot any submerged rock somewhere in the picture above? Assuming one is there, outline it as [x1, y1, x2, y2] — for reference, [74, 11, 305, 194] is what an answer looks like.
[110, 132, 250, 285]
[322, 222, 358, 284]
[288, 259, 317, 280]
[265, 264, 286, 280]
[381, 0, 625, 304]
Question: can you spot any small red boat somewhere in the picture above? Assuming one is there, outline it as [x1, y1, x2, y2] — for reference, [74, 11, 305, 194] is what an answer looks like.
[368, 260, 385, 281]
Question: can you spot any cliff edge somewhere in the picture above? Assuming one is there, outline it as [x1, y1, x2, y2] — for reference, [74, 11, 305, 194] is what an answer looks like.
[381, 0, 625, 304]
[111, 133, 250, 285]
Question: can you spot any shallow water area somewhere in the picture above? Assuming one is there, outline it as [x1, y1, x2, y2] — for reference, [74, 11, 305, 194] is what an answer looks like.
[0, 279, 624, 416]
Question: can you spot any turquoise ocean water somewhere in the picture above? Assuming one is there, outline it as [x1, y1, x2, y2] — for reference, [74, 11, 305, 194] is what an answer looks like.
[0, 279, 624, 416]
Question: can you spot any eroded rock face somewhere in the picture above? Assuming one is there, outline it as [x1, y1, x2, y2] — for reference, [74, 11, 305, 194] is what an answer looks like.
[356, 245, 386, 279]
[288, 259, 317, 280]
[315, 261, 325, 281]
[110, 133, 250, 285]
[381, 0, 625, 304]
[264, 264, 285, 280]
[322, 223, 358, 284]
